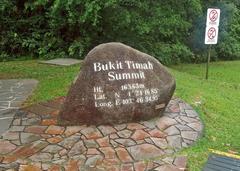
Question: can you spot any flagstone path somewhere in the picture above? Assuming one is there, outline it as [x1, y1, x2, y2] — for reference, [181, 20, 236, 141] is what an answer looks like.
[0, 79, 38, 135]
[0, 97, 203, 171]
[39, 58, 82, 66]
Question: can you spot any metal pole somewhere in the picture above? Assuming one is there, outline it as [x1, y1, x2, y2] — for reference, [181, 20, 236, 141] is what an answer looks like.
[206, 45, 212, 80]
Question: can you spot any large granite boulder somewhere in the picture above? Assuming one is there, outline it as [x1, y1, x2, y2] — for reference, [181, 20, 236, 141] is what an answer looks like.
[58, 43, 176, 125]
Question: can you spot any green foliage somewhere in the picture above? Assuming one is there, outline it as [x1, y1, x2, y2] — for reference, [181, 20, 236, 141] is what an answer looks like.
[0, 0, 239, 63]
[99, 0, 202, 64]
[217, 3, 240, 60]
[151, 43, 194, 65]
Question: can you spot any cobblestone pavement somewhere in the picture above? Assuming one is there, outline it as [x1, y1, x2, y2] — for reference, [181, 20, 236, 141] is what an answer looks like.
[0, 97, 203, 171]
[0, 79, 38, 135]
[40, 58, 82, 66]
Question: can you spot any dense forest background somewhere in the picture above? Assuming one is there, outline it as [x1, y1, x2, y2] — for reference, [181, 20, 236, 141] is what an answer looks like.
[0, 0, 239, 64]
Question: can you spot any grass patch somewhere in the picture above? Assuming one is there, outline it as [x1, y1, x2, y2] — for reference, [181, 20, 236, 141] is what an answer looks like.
[0, 60, 80, 105]
[0, 60, 239, 170]
[171, 60, 240, 170]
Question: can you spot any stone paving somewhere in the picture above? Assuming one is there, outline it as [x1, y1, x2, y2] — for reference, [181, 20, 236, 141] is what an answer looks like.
[0, 79, 38, 135]
[39, 58, 82, 66]
[0, 97, 203, 171]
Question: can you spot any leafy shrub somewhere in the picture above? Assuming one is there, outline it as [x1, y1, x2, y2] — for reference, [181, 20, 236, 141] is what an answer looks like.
[0, 0, 239, 64]
[216, 3, 240, 60]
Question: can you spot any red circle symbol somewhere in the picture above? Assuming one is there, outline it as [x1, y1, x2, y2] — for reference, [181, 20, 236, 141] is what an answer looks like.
[208, 27, 216, 39]
[209, 10, 218, 22]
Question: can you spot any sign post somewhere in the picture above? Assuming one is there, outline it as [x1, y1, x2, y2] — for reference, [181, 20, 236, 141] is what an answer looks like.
[204, 8, 220, 80]
[206, 45, 211, 80]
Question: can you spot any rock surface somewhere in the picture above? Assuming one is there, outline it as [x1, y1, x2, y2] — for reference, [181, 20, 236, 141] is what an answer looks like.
[59, 43, 175, 125]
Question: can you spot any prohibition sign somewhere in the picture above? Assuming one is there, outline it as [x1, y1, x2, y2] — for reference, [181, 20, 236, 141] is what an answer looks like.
[209, 9, 218, 22]
[207, 27, 216, 40]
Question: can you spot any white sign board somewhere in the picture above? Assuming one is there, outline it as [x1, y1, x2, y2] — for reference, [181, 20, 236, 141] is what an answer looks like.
[205, 25, 219, 44]
[206, 8, 221, 26]
[205, 8, 220, 44]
